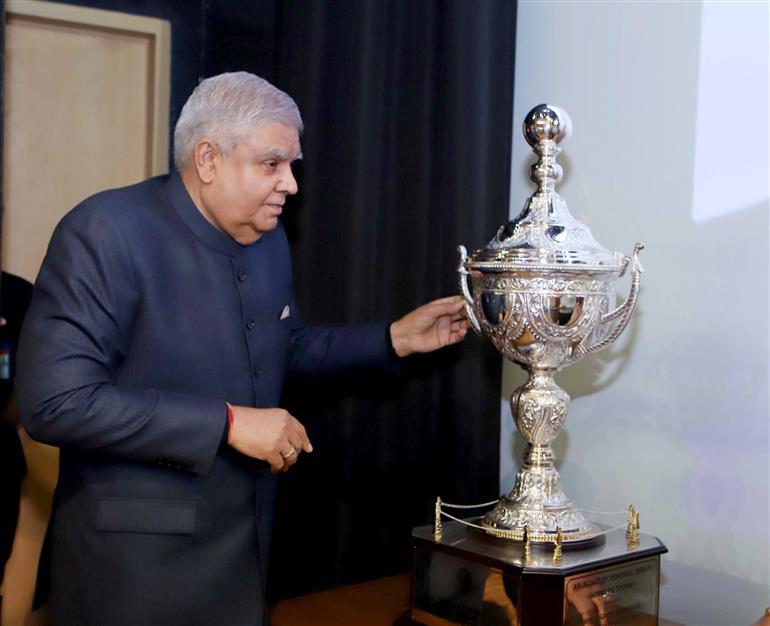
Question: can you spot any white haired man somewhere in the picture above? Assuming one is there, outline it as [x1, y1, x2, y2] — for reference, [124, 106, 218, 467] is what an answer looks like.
[17, 72, 468, 625]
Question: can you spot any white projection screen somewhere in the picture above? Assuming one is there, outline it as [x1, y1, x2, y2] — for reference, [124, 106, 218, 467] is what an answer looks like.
[502, 2, 769, 624]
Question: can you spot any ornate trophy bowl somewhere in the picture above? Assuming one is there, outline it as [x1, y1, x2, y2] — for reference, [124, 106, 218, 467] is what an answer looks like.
[458, 104, 644, 544]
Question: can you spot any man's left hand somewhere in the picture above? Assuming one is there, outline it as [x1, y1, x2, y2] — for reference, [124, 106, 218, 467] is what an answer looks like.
[390, 296, 471, 358]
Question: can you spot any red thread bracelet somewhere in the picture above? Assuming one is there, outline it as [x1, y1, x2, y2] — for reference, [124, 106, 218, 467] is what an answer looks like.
[226, 402, 234, 443]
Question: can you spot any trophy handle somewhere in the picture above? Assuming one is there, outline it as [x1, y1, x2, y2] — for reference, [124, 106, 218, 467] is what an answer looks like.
[575, 243, 644, 357]
[457, 246, 482, 333]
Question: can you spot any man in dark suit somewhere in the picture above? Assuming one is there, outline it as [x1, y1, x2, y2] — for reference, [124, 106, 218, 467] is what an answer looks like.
[16, 72, 468, 625]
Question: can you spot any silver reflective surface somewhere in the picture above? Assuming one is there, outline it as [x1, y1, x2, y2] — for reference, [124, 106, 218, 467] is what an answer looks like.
[481, 292, 513, 326]
[545, 295, 583, 326]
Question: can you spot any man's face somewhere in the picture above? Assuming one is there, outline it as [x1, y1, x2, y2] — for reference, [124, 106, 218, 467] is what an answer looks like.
[199, 122, 301, 244]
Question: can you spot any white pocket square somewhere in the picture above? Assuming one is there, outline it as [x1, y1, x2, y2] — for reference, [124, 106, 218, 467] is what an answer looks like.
[280, 305, 291, 320]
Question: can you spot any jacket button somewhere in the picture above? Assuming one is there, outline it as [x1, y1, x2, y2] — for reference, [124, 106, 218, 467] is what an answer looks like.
[253, 367, 262, 378]
[237, 271, 247, 282]
[246, 318, 256, 330]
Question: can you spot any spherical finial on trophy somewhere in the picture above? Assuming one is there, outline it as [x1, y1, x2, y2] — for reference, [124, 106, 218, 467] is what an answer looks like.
[524, 104, 572, 192]
[523, 104, 572, 147]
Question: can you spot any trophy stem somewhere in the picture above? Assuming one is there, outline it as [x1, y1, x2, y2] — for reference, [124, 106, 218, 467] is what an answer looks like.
[482, 369, 597, 542]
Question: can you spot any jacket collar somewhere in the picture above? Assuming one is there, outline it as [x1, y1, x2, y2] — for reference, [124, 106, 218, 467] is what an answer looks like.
[164, 171, 259, 258]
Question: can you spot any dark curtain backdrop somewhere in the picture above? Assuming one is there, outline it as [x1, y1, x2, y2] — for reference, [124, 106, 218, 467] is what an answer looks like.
[263, 0, 517, 600]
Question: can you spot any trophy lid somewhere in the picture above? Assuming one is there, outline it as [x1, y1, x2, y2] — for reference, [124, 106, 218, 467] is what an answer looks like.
[465, 104, 624, 273]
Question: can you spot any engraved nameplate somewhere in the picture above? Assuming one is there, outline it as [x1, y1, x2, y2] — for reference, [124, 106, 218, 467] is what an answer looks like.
[563, 557, 660, 626]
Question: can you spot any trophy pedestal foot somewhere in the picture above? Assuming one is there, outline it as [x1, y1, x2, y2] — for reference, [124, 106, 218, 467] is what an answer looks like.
[406, 520, 666, 626]
[482, 496, 598, 543]
[482, 451, 596, 543]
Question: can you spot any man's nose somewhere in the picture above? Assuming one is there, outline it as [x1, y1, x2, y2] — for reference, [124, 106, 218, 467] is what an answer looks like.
[278, 166, 298, 195]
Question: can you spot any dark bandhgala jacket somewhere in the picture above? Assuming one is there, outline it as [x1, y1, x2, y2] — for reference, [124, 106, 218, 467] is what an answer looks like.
[16, 174, 392, 626]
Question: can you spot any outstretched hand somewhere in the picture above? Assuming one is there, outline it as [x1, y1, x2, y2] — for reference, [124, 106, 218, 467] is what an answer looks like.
[389, 296, 471, 358]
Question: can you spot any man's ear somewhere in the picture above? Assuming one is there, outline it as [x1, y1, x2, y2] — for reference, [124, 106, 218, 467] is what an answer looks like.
[192, 139, 218, 184]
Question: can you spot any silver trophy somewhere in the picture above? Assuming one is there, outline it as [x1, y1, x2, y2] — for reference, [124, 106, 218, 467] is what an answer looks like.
[458, 104, 644, 543]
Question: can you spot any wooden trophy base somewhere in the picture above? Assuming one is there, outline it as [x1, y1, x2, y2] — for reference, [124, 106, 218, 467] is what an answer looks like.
[400, 520, 667, 626]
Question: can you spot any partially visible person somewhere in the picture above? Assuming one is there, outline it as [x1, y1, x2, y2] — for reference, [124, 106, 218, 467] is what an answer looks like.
[0, 271, 33, 619]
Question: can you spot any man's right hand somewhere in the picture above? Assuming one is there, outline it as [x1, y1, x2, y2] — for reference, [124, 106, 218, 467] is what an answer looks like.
[227, 406, 313, 473]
